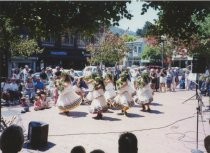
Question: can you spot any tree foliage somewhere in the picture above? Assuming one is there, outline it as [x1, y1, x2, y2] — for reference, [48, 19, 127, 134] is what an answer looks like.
[86, 32, 129, 65]
[142, 36, 174, 66]
[10, 38, 43, 57]
[141, 45, 161, 64]
[122, 34, 137, 42]
[0, 1, 132, 38]
[136, 21, 154, 37]
[141, 1, 210, 40]
[0, 1, 132, 57]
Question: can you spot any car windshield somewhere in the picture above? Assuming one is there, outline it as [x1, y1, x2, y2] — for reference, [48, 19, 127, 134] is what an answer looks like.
[77, 71, 83, 76]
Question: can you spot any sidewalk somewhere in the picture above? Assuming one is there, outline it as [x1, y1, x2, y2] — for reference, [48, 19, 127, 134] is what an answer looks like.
[2, 90, 210, 153]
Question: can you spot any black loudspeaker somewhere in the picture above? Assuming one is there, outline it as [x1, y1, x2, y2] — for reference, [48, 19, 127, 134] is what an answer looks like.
[28, 121, 49, 148]
[192, 55, 206, 73]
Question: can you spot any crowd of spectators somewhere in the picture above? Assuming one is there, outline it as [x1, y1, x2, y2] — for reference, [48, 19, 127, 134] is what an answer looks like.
[1, 64, 209, 112]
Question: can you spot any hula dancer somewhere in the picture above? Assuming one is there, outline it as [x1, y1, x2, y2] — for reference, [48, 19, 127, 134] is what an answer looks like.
[56, 73, 82, 115]
[104, 73, 116, 108]
[83, 73, 97, 104]
[136, 72, 153, 112]
[114, 73, 134, 116]
[89, 76, 108, 120]
[122, 70, 136, 97]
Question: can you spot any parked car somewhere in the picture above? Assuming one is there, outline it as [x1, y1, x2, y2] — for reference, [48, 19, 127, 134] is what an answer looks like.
[74, 70, 83, 78]
[83, 66, 98, 77]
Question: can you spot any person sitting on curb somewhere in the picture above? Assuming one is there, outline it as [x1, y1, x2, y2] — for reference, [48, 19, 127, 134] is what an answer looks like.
[71, 145, 86, 153]
[118, 132, 138, 153]
[0, 125, 24, 153]
[34, 91, 49, 111]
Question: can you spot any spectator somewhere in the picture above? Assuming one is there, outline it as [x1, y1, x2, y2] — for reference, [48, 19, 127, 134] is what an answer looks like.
[21, 65, 30, 83]
[34, 91, 49, 111]
[71, 145, 86, 153]
[10, 78, 20, 104]
[150, 69, 157, 91]
[204, 135, 210, 153]
[46, 67, 53, 80]
[90, 149, 105, 153]
[118, 132, 138, 153]
[54, 66, 62, 78]
[40, 68, 48, 84]
[34, 78, 45, 92]
[159, 69, 166, 92]
[1, 78, 12, 104]
[25, 78, 35, 100]
[0, 125, 24, 153]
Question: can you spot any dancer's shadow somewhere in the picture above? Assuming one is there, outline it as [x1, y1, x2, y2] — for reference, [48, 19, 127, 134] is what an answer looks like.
[23, 141, 56, 152]
[69, 111, 88, 118]
[126, 113, 144, 118]
[102, 116, 121, 121]
[146, 109, 164, 114]
[150, 102, 163, 106]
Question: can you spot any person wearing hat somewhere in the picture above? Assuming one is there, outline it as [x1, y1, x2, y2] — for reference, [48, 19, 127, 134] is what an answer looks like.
[89, 75, 108, 119]
[56, 72, 82, 115]
[113, 72, 134, 116]
[83, 73, 97, 104]
[135, 72, 153, 112]
[104, 73, 116, 108]
[46, 67, 53, 80]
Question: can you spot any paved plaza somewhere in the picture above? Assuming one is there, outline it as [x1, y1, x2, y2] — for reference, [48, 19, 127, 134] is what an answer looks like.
[2, 90, 210, 153]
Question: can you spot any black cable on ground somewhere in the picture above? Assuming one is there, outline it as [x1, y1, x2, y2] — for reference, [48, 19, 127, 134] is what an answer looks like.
[49, 115, 195, 137]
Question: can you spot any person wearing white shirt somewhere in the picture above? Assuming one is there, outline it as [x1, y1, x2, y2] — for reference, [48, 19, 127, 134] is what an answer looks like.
[10, 79, 21, 103]
[1, 79, 12, 103]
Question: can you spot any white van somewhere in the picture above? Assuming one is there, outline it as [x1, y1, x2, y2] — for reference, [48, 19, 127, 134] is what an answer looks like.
[83, 66, 98, 77]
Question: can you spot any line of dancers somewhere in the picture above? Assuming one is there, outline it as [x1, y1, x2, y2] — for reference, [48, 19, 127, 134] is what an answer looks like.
[55, 70, 154, 120]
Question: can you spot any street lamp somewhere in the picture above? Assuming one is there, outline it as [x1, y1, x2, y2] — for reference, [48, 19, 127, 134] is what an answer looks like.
[160, 35, 166, 68]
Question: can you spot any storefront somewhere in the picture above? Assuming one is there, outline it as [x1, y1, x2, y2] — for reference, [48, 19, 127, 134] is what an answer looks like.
[9, 56, 38, 73]
[39, 49, 87, 70]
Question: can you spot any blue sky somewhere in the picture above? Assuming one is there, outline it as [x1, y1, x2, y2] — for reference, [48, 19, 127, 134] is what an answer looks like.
[118, 1, 159, 32]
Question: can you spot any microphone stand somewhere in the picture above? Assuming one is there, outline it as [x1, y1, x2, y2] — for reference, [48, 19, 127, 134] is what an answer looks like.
[183, 73, 204, 153]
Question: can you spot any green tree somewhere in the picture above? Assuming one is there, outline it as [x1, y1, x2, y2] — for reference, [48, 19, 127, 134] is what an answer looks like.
[136, 29, 143, 37]
[10, 38, 43, 57]
[190, 15, 210, 66]
[136, 21, 154, 37]
[86, 32, 129, 66]
[0, 1, 132, 76]
[142, 37, 174, 67]
[141, 2, 210, 68]
[141, 1, 210, 40]
[0, 1, 132, 55]
[141, 45, 161, 65]
[0, 1, 132, 39]
[122, 34, 137, 42]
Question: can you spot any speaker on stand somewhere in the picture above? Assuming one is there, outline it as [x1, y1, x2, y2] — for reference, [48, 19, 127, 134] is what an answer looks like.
[28, 121, 49, 149]
[192, 55, 206, 74]
[190, 54, 207, 153]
